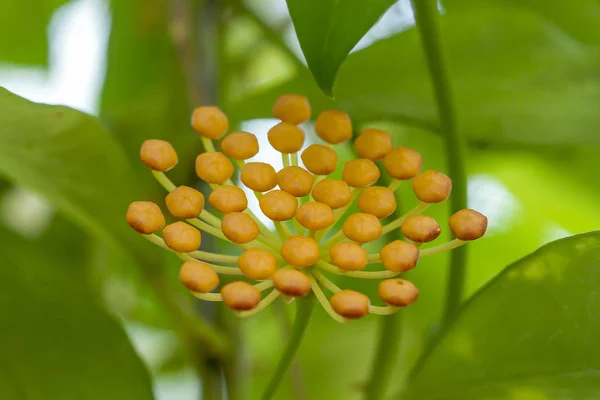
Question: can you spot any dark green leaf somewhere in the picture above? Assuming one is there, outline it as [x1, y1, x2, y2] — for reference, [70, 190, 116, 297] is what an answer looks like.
[0, 0, 67, 65]
[403, 231, 600, 400]
[227, 5, 600, 145]
[286, 0, 394, 95]
[0, 226, 154, 399]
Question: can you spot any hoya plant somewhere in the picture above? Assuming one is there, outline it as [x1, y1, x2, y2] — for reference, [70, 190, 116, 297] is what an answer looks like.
[0, 0, 599, 399]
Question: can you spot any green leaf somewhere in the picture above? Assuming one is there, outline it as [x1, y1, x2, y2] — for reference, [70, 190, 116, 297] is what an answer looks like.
[0, 88, 144, 258]
[0, 0, 67, 65]
[403, 231, 600, 400]
[286, 0, 395, 95]
[227, 5, 600, 145]
[0, 226, 154, 399]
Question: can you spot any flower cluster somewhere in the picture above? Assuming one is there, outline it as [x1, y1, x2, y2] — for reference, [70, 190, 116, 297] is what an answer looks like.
[126, 95, 488, 322]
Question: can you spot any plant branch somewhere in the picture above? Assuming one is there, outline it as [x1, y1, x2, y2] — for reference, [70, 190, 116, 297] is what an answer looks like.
[410, 0, 468, 324]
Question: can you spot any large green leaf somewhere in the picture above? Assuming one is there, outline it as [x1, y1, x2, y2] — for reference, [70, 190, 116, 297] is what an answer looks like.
[0, 0, 67, 65]
[0, 226, 154, 399]
[402, 231, 600, 399]
[285, 0, 394, 95]
[226, 5, 600, 145]
[0, 88, 147, 259]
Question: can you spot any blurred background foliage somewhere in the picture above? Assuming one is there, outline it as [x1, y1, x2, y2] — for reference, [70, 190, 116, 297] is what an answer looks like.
[0, 0, 599, 399]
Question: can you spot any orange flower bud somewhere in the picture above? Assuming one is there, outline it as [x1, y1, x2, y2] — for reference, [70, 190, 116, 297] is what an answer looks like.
[179, 261, 219, 293]
[259, 190, 298, 221]
[301, 144, 337, 175]
[342, 159, 380, 188]
[126, 201, 165, 234]
[140, 139, 178, 171]
[221, 281, 261, 311]
[191, 106, 229, 140]
[353, 128, 392, 161]
[357, 186, 396, 218]
[268, 122, 305, 154]
[315, 110, 352, 144]
[449, 209, 488, 240]
[295, 202, 334, 231]
[272, 94, 311, 124]
[329, 242, 367, 271]
[311, 179, 351, 210]
[383, 147, 422, 180]
[412, 170, 452, 203]
[272, 269, 312, 297]
[330, 290, 370, 319]
[401, 215, 441, 243]
[221, 131, 259, 160]
[166, 186, 205, 219]
[222, 212, 260, 244]
[379, 240, 420, 272]
[237, 248, 277, 280]
[195, 152, 234, 184]
[277, 166, 314, 197]
[342, 213, 382, 243]
[163, 221, 201, 252]
[208, 185, 248, 214]
[241, 162, 277, 192]
[281, 236, 320, 268]
[378, 279, 419, 307]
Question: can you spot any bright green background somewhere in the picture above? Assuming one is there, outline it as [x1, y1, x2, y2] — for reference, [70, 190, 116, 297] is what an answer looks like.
[1, 0, 599, 399]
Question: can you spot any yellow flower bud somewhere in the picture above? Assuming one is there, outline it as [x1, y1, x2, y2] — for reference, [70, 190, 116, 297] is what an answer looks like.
[412, 170, 452, 203]
[329, 242, 367, 271]
[342, 158, 380, 188]
[311, 179, 351, 210]
[277, 166, 314, 197]
[237, 248, 277, 280]
[272, 94, 311, 124]
[208, 185, 248, 214]
[221, 131, 259, 160]
[221, 281, 261, 311]
[166, 186, 205, 219]
[315, 110, 352, 144]
[179, 261, 219, 293]
[221, 212, 259, 244]
[241, 162, 277, 192]
[272, 269, 312, 297]
[126, 201, 165, 234]
[353, 128, 392, 161]
[281, 236, 320, 268]
[342, 213, 382, 243]
[195, 152, 234, 184]
[378, 279, 419, 307]
[191, 106, 229, 140]
[383, 147, 422, 180]
[357, 186, 396, 218]
[379, 240, 420, 272]
[449, 209, 488, 240]
[140, 139, 178, 171]
[401, 215, 441, 243]
[163, 221, 201, 252]
[330, 290, 370, 319]
[295, 202, 334, 231]
[259, 190, 298, 221]
[268, 122, 305, 154]
[301, 144, 337, 175]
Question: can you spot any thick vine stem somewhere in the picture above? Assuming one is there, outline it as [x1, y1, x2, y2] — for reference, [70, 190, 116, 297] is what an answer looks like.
[410, 0, 469, 323]
[261, 295, 316, 400]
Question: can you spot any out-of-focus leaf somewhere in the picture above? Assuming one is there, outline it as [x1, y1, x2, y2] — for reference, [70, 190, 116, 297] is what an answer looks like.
[101, 0, 201, 189]
[0, 226, 154, 399]
[226, 6, 600, 145]
[446, 0, 600, 45]
[285, 0, 394, 95]
[0, 0, 67, 65]
[0, 88, 151, 261]
[403, 232, 600, 400]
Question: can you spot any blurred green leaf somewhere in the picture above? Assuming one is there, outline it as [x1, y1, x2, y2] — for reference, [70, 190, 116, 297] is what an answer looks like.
[285, 0, 394, 95]
[403, 231, 600, 400]
[0, 226, 154, 399]
[0, 88, 150, 260]
[227, 5, 600, 145]
[0, 0, 67, 65]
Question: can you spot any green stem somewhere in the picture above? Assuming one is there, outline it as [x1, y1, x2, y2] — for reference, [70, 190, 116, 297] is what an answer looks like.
[411, 0, 468, 324]
[364, 314, 403, 399]
[261, 295, 316, 400]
